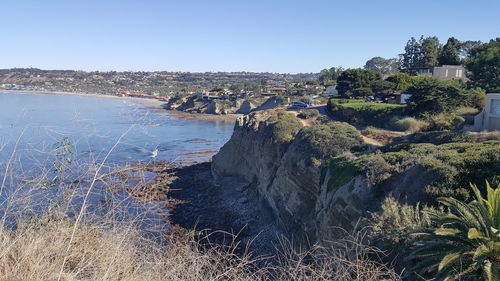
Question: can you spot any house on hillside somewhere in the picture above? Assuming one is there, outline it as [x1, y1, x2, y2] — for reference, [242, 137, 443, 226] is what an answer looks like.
[264, 87, 287, 96]
[473, 93, 500, 131]
[408, 65, 466, 81]
[197, 91, 226, 101]
[304, 84, 324, 90]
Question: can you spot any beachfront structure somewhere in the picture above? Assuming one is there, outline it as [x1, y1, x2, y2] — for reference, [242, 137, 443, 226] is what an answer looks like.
[473, 93, 500, 131]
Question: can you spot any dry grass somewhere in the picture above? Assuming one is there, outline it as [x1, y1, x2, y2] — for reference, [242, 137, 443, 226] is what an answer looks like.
[361, 127, 406, 146]
[389, 116, 428, 132]
[454, 106, 480, 116]
[0, 217, 401, 281]
[472, 131, 500, 142]
[0, 127, 401, 281]
[0, 217, 141, 281]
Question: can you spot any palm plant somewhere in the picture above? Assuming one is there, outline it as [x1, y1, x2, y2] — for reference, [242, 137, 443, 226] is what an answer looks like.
[410, 182, 500, 281]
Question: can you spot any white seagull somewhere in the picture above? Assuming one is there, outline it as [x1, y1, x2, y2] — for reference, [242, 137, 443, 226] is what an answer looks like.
[150, 148, 158, 158]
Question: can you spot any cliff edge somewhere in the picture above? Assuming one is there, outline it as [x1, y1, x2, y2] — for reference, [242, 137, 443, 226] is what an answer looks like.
[212, 110, 500, 245]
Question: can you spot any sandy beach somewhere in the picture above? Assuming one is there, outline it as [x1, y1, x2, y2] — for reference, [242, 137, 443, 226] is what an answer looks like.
[1, 89, 166, 107]
[2, 89, 240, 123]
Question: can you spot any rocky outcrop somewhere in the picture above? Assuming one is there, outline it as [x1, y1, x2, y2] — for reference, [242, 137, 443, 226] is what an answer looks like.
[212, 111, 436, 245]
[235, 100, 255, 114]
[205, 100, 222, 114]
[253, 97, 283, 111]
[165, 97, 261, 115]
[213, 111, 291, 185]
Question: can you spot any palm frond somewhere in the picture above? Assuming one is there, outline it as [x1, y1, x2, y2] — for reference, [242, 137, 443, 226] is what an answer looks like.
[410, 181, 500, 281]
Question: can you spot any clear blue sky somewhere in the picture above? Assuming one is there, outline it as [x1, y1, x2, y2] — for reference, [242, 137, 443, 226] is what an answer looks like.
[1, 0, 499, 73]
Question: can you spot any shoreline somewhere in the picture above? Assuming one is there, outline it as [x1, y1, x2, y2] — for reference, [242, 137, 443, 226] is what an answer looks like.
[1, 89, 166, 107]
[154, 108, 241, 123]
[1, 89, 241, 122]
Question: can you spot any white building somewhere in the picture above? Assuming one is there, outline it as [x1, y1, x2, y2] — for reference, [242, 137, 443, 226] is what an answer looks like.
[474, 93, 500, 131]
[324, 87, 338, 95]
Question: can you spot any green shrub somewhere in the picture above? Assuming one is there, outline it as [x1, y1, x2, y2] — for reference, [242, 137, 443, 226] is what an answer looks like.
[402, 131, 475, 145]
[324, 157, 365, 191]
[406, 78, 486, 116]
[378, 141, 500, 201]
[294, 122, 365, 160]
[389, 116, 428, 132]
[426, 113, 465, 131]
[297, 109, 320, 119]
[367, 197, 436, 277]
[361, 154, 398, 185]
[266, 112, 303, 143]
[327, 98, 406, 128]
[369, 197, 433, 245]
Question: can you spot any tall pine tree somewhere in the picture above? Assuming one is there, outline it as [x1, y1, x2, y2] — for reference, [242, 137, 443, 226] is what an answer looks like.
[438, 37, 461, 65]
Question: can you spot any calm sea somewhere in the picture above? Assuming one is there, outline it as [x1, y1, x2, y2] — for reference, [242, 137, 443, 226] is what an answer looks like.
[0, 92, 234, 232]
[0, 92, 234, 165]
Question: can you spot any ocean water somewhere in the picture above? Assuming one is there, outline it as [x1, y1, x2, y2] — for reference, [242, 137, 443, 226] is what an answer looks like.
[0, 92, 234, 166]
[0, 92, 234, 232]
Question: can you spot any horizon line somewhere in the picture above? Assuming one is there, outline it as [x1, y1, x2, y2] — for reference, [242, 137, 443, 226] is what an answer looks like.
[0, 66, 324, 75]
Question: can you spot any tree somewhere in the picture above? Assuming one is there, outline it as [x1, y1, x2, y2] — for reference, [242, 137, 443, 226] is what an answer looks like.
[459, 40, 482, 59]
[243, 81, 262, 94]
[211, 87, 224, 92]
[351, 87, 374, 98]
[400, 36, 443, 70]
[419, 36, 441, 67]
[229, 83, 243, 94]
[438, 37, 462, 65]
[400, 37, 421, 70]
[411, 182, 500, 281]
[318, 66, 344, 85]
[371, 80, 395, 96]
[363, 57, 399, 75]
[406, 78, 486, 115]
[336, 69, 382, 98]
[465, 38, 500, 92]
[386, 73, 416, 92]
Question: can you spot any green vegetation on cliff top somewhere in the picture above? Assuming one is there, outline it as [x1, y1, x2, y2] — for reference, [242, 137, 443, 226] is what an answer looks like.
[266, 112, 304, 143]
[294, 121, 365, 160]
[327, 99, 406, 128]
[361, 141, 500, 200]
[263, 111, 500, 200]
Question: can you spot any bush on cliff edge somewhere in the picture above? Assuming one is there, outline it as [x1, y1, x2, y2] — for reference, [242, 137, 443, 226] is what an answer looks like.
[266, 112, 304, 143]
[295, 122, 366, 160]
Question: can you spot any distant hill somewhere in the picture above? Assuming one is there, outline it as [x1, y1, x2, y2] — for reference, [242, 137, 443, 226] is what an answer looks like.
[0, 68, 319, 95]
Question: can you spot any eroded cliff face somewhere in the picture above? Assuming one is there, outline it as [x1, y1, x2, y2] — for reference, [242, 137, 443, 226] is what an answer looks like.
[165, 97, 260, 115]
[212, 111, 290, 185]
[212, 111, 433, 245]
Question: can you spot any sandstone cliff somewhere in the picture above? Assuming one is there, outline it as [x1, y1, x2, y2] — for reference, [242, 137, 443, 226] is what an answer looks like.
[212, 111, 378, 244]
[212, 111, 500, 245]
[164, 96, 279, 115]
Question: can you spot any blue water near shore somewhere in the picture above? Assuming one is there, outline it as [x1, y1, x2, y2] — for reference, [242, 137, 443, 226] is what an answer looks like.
[0, 92, 234, 233]
[0, 92, 234, 166]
